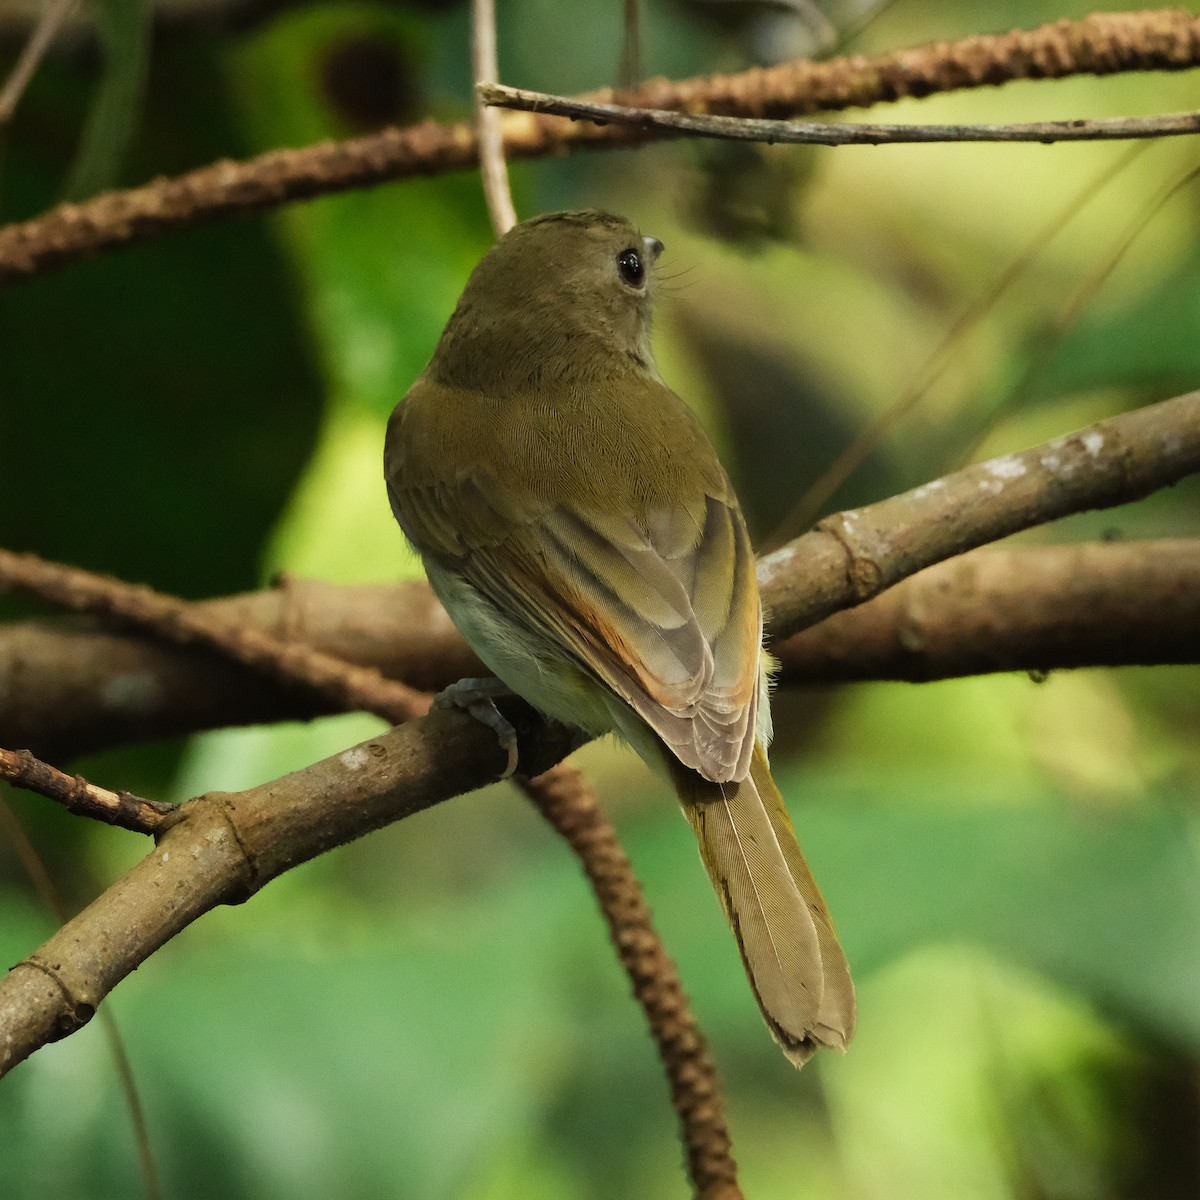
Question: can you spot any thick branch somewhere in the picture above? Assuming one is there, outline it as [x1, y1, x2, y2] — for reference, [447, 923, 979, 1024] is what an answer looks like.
[759, 389, 1200, 636]
[0, 392, 1197, 755]
[0, 703, 741, 1192]
[2, 400, 1196, 730]
[0, 578, 476, 757]
[0, 552, 429, 725]
[3, 390, 1199, 1080]
[1, 9, 1198, 284]
[774, 537, 1200, 682]
[0, 702, 514, 1077]
[1, 540, 1197, 756]
[0, 585, 736, 1186]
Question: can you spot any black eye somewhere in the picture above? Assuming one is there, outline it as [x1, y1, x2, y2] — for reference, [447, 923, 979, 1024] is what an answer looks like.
[616, 248, 644, 288]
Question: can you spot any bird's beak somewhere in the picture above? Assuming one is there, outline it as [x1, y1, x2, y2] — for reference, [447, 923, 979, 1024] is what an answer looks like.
[642, 235, 664, 263]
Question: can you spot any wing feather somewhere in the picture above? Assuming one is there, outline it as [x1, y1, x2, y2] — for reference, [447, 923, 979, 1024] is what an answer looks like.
[389, 474, 760, 783]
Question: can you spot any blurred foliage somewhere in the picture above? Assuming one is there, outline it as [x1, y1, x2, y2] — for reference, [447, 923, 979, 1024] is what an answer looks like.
[1, 1, 1199, 1198]
[64, 0, 152, 199]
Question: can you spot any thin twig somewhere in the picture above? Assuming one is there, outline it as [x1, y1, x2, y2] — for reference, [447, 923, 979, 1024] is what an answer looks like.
[520, 767, 741, 1199]
[0, 0, 78, 126]
[3, 9, 1200, 284]
[99, 1005, 163, 1200]
[0, 798, 59, 912]
[480, 81, 1200, 146]
[954, 157, 1200, 464]
[471, 0, 516, 237]
[767, 140, 1151, 541]
[0, 550, 430, 725]
[0, 800, 163, 1198]
[0, 746, 172, 832]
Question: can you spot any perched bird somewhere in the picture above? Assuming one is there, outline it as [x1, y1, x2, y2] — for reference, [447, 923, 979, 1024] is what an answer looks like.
[384, 210, 854, 1064]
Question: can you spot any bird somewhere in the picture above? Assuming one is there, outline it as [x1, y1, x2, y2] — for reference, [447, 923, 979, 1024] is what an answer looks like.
[384, 209, 854, 1065]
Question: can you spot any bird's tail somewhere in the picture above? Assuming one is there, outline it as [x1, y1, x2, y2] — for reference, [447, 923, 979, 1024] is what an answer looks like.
[671, 741, 855, 1066]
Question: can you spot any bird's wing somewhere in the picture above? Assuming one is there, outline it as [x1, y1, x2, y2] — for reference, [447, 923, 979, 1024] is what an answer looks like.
[390, 467, 762, 784]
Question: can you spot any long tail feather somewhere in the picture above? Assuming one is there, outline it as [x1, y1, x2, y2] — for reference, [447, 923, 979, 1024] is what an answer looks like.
[671, 741, 855, 1066]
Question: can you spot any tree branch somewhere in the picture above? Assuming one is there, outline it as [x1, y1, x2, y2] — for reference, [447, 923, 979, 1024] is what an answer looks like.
[0, 579, 739, 1190]
[518, 764, 741, 1198]
[481, 81, 1200, 145]
[0, 0, 78, 126]
[2, 539, 1198, 757]
[0, 746, 172, 832]
[0, 577, 477, 758]
[1, 8, 1197, 285]
[0, 702, 513, 1078]
[776, 537, 1200, 682]
[1, 397, 1196, 749]
[0, 699, 745, 1200]
[2, 390, 1199, 1082]
[0, 392, 1197, 757]
[758, 389, 1200, 636]
[471, 0, 517, 237]
[0, 548, 742, 1178]
[0, 551, 429, 725]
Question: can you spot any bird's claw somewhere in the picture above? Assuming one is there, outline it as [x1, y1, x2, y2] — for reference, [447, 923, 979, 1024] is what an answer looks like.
[435, 677, 520, 779]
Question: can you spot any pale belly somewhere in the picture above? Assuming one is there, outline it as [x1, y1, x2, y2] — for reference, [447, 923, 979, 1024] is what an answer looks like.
[424, 558, 623, 742]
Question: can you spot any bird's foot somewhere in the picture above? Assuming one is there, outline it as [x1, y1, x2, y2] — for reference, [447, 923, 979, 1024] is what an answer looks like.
[435, 677, 520, 779]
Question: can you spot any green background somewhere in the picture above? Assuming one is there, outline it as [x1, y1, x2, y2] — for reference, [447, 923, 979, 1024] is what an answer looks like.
[2, 1, 1199, 1197]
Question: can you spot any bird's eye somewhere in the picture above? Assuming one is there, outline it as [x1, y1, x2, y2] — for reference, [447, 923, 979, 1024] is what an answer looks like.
[616, 248, 645, 288]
